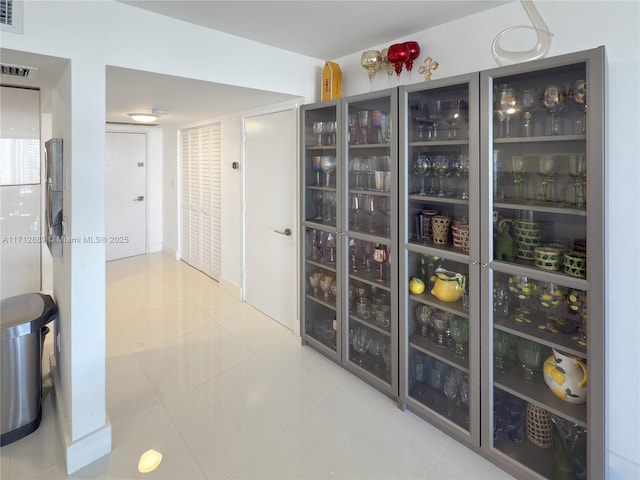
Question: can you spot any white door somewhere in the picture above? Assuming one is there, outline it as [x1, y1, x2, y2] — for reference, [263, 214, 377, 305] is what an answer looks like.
[106, 132, 147, 261]
[244, 108, 298, 332]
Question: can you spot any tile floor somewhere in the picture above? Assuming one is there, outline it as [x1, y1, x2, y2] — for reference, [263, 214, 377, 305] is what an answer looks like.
[1, 253, 514, 479]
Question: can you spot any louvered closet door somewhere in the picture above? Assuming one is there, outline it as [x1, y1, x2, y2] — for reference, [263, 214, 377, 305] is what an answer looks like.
[180, 124, 221, 280]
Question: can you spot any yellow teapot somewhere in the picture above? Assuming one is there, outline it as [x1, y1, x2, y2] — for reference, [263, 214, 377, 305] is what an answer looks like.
[430, 267, 466, 302]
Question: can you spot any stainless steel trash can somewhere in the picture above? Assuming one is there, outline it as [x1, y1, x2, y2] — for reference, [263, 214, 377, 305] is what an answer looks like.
[1, 293, 57, 446]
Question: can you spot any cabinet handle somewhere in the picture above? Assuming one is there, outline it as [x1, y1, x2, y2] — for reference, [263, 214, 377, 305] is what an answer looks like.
[274, 228, 292, 236]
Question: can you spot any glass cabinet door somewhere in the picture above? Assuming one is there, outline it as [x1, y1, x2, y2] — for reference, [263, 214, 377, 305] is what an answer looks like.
[399, 74, 480, 442]
[343, 89, 398, 396]
[301, 101, 342, 359]
[481, 48, 604, 479]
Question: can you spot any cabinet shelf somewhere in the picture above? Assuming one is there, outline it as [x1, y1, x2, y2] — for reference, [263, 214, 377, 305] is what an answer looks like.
[306, 293, 337, 311]
[350, 314, 391, 336]
[306, 144, 337, 151]
[494, 200, 587, 217]
[348, 142, 391, 149]
[493, 438, 554, 479]
[408, 194, 469, 206]
[305, 257, 337, 273]
[409, 333, 469, 372]
[490, 260, 590, 290]
[406, 241, 470, 265]
[349, 271, 391, 292]
[494, 367, 587, 427]
[494, 134, 585, 144]
[409, 140, 469, 148]
[409, 292, 468, 319]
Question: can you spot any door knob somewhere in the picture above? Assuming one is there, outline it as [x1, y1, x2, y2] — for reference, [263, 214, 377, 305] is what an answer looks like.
[274, 228, 292, 236]
[133, 195, 145, 202]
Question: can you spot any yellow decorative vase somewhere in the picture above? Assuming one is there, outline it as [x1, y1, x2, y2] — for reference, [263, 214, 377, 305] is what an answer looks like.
[543, 349, 587, 404]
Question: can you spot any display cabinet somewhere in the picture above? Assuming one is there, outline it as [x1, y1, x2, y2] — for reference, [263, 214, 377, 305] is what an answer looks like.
[481, 47, 605, 479]
[398, 73, 481, 444]
[301, 89, 399, 399]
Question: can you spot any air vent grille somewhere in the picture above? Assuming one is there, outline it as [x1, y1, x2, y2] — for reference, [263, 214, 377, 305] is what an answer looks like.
[1, 63, 38, 79]
[0, 0, 13, 26]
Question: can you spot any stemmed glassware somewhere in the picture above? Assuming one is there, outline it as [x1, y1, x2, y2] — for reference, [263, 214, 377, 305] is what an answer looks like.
[351, 327, 369, 366]
[373, 243, 388, 283]
[444, 99, 467, 140]
[413, 154, 430, 195]
[372, 110, 384, 143]
[348, 114, 358, 144]
[443, 369, 459, 417]
[538, 154, 557, 202]
[320, 155, 336, 187]
[541, 84, 567, 135]
[449, 316, 469, 359]
[517, 338, 542, 383]
[326, 232, 336, 264]
[311, 190, 323, 220]
[520, 87, 539, 137]
[312, 121, 324, 145]
[432, 310, 451, 347]
[350, 193, 361, 230]
[493, 330, 511, 374]
[495, 84, 518, 137]
[430, 155, 447, 197]
[568, 154, 587, 207]
[319, 275, 333, 302]
[358, 110, 370, 145]
[363, 195, 376, 233]
[537, 281, 566, 334]
[415, 304, 432, 338]
[426, 100, 442, 140]
[312, 155, 323, 186]
[455, 155, 470, 200]
[509, 275, 535, 323]
[308, 272, 321, 297]
[570, 79, 587, 134]
[324, 121, 336, 145]
[511, 155, 527, 200]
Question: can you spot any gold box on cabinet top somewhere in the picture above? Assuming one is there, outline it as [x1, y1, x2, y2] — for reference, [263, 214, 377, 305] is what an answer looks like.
[321, 61, 342, 101]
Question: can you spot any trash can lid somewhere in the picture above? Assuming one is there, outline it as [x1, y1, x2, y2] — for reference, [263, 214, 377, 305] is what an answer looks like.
[1, 293, 57, 340]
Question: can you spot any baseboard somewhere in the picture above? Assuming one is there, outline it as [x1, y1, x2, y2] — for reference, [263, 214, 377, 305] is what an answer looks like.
[49, 354, 112, 475]
[162, 246, 179, 261]
[219, 276, 242, 299]
[148, 242, 163, 254]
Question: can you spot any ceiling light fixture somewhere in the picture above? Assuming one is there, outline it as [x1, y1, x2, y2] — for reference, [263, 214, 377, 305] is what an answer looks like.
[127, 108, 168, 123]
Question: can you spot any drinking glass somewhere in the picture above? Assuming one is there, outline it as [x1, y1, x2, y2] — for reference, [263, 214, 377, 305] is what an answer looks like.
[320, 155, 336, 187]
[311, 190, 323, 220]
[430, 155, 447, 197]
[443, 369, 459, 417]
[568, 154, 587, 207]
[455, 155, 470, 200]
[319, 275, 333, 302]
[352, 327, 369, 366]
[326, 232, 336, 264]
[541, 84, 567, 135]
[444, 99, 467, 139]
[363, 195, 376, 234]
[537, 281, 566, 334]
[372, 110, 384, 143]
[350, 156, 363, 189]
[493, 330, 511, 374]
[324, 121, 337, 145]
[348, 113, 358, 144]
[519, 87, 539, 137]
[570, 79, 587, 134]
[538, 154, 557, 202]
[414, 356, 428, 396]
[550, 414, 587, 480]
[415, 304, 432, 338]
[509, 275, 535, 324]
[312, 155, 323, 186]
[458, 372, 470, 425]
[511, 155, 527, 200]
[413, 154, 430, 195]
[432, 310, 451, 347]
[517, 338, 542, 383]
[358, 110, 370, 145]
[567, 289, 588, 347]
[449, 316, 469, 359]
[426, 100, 443, 140]
[373, 244, 388, 283]
[312, 121, 324, 145]
[350, 194, 361, 230]
[495, 85, 518, 138]
[308, 272, 321, 297]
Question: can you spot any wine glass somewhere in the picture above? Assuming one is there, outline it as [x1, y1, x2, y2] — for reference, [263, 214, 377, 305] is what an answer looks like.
[519, 87, 539, 137]
[350, 156, 363, 189]
[348, 113, 358, 144]
[509, 275, 536, 324]
[432, 310, 451, 347]
[430, 155, 446, 197]
[415, 304, 432, 338]
[351, 327, 369, 366]
[324, 121, 336, 146]
[312, 121, 324, 145]
[326, 232, 336, 264]
[541, 84, 567, 135]
[372, 110, 384, 143]
[361, 50, 382, 91]
[426, 100, 443, 140]
[311, 190, 323, 220]
[319, 275, 333, 302]
[495, 84, 518, 138]
[537, 281, 566, 334]
[455, 155, 470, 200]
[570, 79, 587, 134]
[308, 272, 321, 297]
[568, 154, 587, 207]
[312, 155, 323, 186]
[444, 99, 467, 140]
[414, 355, 428, 397]
[358, 110, 370, 145]
[350, 193, 361, 230]
[363, 195, 376, 234]
[458, 371, 470, 425]
[320, 155, 336, 187]
[493, 330, 511, 374]
[538, 154, 557, 202]
[449, 316, 469, 359]
[413, 154, 430, 195]
[517, 338, 542, 383]
[511, 155, 527, 200]
[443, 369, 459, 417]
[373, 244, 388, 283]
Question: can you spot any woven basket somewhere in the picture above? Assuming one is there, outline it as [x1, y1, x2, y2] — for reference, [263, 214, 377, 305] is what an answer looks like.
[431, 215, 451, 245]
[526, 404, 554, 448]
[452, 224, 470, 252]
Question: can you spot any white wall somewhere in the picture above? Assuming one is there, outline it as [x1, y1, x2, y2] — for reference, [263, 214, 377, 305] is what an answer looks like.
[334, 1, 640, 476]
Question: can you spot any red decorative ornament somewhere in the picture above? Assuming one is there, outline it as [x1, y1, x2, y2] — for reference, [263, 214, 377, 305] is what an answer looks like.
[387, 43, 410, 76]
[404, 41, 421, 72]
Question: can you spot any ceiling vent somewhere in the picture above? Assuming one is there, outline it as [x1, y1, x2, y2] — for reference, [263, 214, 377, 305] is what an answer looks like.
[1, 0, 23, 34]
[1, 63, 38, 79]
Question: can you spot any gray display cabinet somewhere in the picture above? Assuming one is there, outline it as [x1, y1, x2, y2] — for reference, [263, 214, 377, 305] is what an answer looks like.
[399, 47, 605, 480]
[300, 88, 399, 400]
